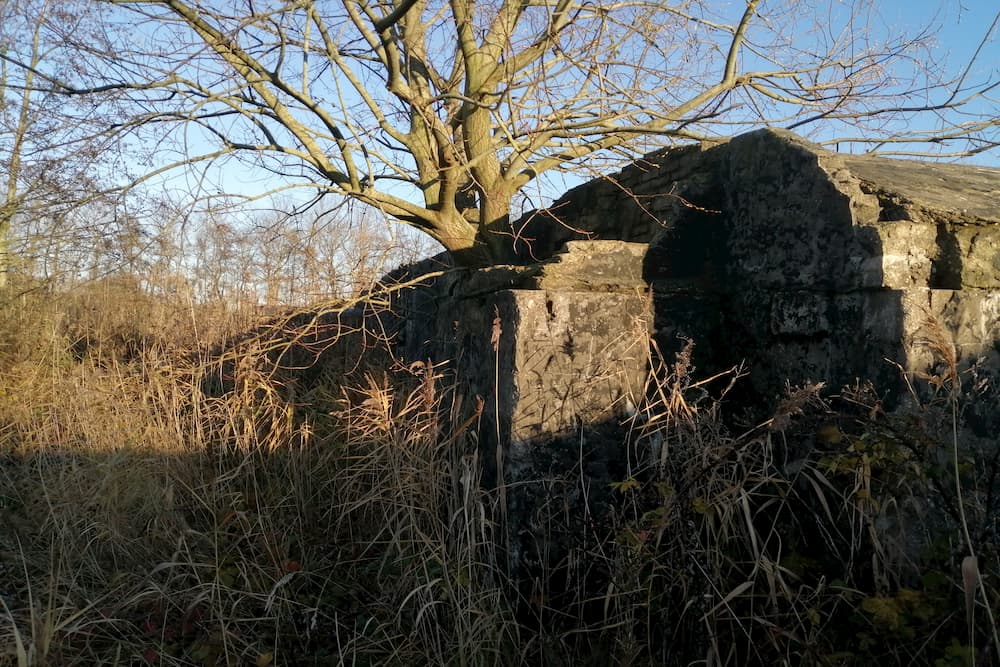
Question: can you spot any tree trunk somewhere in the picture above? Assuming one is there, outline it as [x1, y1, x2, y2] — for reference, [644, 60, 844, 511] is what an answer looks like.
[428, 194, 517, 268]
[432, 196, 518, 268]
[0, 224, 8, 292]
[477, 193, 518, 265]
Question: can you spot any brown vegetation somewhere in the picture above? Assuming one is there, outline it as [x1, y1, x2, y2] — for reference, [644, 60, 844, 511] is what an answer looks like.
[2, 276, 998, 666]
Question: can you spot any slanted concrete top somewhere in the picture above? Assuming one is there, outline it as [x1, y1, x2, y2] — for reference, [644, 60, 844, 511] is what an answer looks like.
[842, 153, 1000, 224]
[732, 128, 1000, 226]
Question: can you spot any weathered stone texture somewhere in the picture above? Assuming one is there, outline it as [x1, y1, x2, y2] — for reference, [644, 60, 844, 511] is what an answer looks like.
[501, 129, 1000, 415]
[378, 129, 999, 451]
[391, 243, 652, 460]
[528, 240, 647, 292]
[381, 241, 651, 588]
[505, 289, 649, 447]
[364, 129, 999, 592]
[843, 154, 1000, 224]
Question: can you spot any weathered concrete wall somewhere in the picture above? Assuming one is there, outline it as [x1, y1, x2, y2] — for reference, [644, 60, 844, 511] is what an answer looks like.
[377, 128, 1000, 482]
[362, 129, 999, 596]
[393, 241, 652, 461]
[502, 129, 1000, 420]
[354, 131, 1000, 504]
[380, 241, 652, 589]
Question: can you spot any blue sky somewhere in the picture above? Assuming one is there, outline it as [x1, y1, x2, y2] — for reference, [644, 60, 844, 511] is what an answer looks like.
[863, 0, 998, 164]
[115, 0, 999, 214]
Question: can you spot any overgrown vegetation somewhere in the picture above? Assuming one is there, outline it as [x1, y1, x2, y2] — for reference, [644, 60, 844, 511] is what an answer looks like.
[2, 278, 997, 666]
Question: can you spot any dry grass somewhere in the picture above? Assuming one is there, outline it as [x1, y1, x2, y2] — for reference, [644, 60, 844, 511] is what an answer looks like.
[1, 282, 997, 665]
[0, 284, 516, 666]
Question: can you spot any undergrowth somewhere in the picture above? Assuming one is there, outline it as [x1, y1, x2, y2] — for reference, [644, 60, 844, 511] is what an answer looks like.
[1, 282, 997, 665]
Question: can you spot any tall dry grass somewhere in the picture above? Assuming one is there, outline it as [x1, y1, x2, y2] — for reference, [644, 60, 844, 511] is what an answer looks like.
[2, 279, 997, 665]
[0, 281, 517, 666]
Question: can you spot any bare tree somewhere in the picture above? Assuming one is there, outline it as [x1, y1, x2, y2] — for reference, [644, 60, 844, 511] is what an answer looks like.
[244, 204, 436, 304]
[0, 0, 132, 290]
[6, 0, 999, 266]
